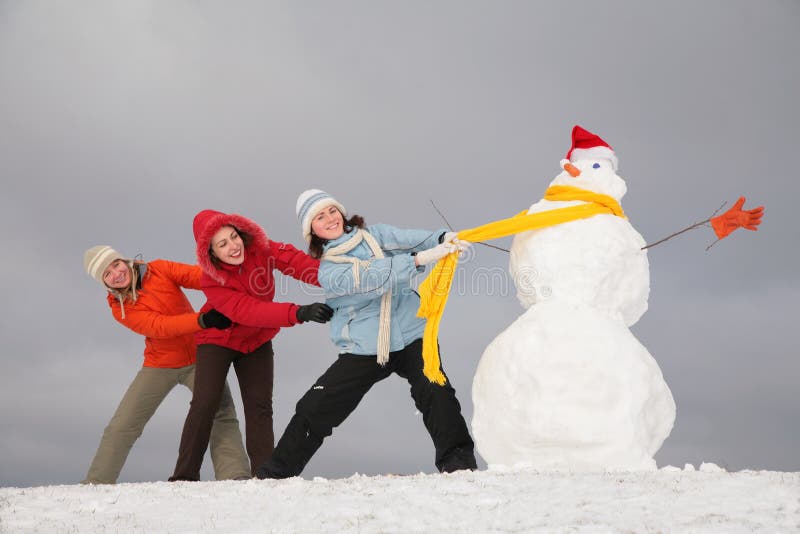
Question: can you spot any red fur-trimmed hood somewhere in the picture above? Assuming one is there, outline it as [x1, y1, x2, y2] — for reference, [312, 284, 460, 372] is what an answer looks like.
[192, 209, 270, 284]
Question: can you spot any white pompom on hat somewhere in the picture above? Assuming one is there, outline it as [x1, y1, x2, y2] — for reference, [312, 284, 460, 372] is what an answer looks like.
[565, 125, 619, 170]
[296, 189, 347, 242]
[84, 245, 125, 286]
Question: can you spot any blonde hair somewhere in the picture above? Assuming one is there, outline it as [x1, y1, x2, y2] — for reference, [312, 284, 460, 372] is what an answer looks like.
[106, 260, 146, 317]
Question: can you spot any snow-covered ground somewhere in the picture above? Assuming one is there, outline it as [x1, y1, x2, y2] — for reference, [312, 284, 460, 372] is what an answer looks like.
[2, 464, 798, 533]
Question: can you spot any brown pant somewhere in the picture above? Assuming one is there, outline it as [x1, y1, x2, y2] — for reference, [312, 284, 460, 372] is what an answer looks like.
[171, 342, 274, 480]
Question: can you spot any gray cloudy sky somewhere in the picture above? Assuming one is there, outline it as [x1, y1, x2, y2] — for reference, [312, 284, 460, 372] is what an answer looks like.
[1, 1, 797, 487]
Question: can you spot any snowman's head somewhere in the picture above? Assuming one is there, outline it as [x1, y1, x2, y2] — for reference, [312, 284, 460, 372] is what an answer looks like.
[550, 158, 627, 200]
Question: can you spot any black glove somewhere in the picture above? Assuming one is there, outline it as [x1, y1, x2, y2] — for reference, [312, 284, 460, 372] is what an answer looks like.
[199, 309, 232, 329]
[296, 303, 334, 324]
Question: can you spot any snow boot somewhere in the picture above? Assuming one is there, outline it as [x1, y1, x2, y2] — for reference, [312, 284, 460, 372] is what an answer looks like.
[437, 447, 478, 473]
[255, 459, 297, 480]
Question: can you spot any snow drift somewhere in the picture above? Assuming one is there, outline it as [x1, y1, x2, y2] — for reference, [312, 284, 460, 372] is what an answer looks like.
[2, 465, 798, 533]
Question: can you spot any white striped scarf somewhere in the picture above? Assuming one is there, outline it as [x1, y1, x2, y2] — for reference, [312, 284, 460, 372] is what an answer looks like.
[323, 229, 392, 365]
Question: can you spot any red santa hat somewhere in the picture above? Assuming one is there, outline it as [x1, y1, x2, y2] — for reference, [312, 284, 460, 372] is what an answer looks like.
[563, 125, 618, 170]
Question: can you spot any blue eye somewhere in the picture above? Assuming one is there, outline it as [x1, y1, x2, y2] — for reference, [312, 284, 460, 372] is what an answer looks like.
[593, 163, 601, 169]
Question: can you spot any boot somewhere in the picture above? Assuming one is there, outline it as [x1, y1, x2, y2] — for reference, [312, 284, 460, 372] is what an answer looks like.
[255, 456, 300, 480]
[438, 447, 478, 473]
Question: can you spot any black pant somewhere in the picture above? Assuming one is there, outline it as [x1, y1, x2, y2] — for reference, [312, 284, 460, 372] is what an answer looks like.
[262, 338, 474, 477]
[171, 342, 274, 480]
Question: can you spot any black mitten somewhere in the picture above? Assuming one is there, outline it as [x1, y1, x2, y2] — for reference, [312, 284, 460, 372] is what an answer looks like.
[296, 303, 334, 323]
[199, 309, 232, 329]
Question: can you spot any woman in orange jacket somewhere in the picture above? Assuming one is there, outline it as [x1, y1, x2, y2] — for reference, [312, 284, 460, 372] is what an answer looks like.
[82, 245, 251, 484]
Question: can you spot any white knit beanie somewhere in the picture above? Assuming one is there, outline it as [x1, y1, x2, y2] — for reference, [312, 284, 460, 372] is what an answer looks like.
[84, 245, 125, 285]
[296, 189, 347, 242]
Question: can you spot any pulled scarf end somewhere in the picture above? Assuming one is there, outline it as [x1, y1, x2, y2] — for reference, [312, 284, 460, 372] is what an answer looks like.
[421, 333, 448, 386]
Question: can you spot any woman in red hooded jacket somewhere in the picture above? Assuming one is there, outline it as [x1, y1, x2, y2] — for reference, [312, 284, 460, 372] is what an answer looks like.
[169, 210, 332, 481]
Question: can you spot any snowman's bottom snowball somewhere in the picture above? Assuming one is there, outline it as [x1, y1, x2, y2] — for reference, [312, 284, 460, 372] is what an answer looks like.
[471, 301, 675, 471]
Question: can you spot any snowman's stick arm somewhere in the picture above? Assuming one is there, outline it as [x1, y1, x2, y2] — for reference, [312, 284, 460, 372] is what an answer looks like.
[641, 220, 711, 250]
[429, 199, 510, 253]
[641, 201, 728, 250]
[429, 199, 456, 231]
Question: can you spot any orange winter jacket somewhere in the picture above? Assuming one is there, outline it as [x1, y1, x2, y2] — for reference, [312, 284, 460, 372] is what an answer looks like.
[107, 260, 203, 368]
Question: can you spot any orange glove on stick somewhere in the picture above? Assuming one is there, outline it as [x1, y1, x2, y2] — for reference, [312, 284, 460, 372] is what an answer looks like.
[710, 196, 764, 240]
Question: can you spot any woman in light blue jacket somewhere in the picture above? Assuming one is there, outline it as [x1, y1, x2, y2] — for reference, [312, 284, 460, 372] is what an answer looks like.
[257, 189, 476, 478]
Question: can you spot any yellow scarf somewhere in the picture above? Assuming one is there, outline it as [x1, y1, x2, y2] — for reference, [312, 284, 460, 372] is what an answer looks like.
[416, 185, 626, 384]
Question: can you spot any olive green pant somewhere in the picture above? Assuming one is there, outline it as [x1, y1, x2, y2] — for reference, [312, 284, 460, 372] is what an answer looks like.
[82, 365, 250, 484]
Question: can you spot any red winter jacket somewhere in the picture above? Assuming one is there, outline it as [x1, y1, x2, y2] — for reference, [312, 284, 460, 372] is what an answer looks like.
[193, 209, 321, 353]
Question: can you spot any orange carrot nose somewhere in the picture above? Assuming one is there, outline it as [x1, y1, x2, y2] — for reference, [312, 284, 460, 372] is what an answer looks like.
[560, 159, 581, 177]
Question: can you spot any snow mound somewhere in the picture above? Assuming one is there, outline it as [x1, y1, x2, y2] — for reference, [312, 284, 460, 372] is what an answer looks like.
[473, 301, 675, 471]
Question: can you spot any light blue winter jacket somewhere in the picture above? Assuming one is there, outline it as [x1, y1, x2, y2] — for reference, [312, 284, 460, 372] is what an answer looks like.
[319, 224, 446, 356]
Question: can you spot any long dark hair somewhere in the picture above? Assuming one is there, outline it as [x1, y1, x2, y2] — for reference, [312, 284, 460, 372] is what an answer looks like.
[209, 226, 252, 269]
[309, 214, 365, 259]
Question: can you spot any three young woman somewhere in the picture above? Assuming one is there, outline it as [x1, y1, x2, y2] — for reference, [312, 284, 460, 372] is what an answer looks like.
[82, 246, 250, 484]
[86, 195, 478, 482]
[169, 210, 333, 481]
[257, 190, 477, 479]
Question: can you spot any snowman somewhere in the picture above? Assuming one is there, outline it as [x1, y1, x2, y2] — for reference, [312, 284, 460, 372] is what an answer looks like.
[471, 126, 676, 471]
